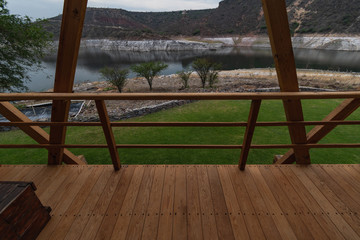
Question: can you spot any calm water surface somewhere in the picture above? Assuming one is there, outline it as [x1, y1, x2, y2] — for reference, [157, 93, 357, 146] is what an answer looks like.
[27, 47, 360, 91]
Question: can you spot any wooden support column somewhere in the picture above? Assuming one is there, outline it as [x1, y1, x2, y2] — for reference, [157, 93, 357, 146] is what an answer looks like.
[239, 100, 261, 170]
[95, 100, 121, 170]
[261, 0, 310, 164]
[48, 0, 88, 165]
[0, 102, 85, 165]
[276, 98, 360, 164]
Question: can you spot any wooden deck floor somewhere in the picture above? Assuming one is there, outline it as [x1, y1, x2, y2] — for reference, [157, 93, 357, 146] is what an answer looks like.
[0, 164, 359, 240]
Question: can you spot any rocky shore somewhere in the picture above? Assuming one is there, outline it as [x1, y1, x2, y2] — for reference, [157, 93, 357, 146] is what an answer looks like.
[77, 36, 360, 52]
[40, 68, 360, 123]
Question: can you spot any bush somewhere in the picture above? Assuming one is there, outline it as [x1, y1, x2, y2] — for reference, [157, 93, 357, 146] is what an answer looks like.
[131, 62, 168, 91]
[208, 71, 219, 88]
[192, 58, 222, 88]
[177, 70, 192, 89]
[99, 67, 129, 92]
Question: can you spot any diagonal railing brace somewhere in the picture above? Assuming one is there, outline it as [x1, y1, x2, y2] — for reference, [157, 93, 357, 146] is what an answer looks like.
[239, 100, 262, 170]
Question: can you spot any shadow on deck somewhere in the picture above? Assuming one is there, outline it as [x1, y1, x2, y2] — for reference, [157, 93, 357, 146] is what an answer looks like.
[0, 164, 359, 239]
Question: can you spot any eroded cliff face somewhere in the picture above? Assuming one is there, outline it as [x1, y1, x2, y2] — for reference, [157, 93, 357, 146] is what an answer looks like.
[77, 36, 360, 52]
[79, 39, 225, 51]
[251, 36, 360, 51]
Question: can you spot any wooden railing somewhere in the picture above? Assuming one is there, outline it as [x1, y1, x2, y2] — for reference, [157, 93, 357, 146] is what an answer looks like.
[1, 92, 360, 170]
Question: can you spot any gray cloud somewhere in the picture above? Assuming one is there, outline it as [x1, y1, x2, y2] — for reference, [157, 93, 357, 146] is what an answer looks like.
[7, 0, 221, 19]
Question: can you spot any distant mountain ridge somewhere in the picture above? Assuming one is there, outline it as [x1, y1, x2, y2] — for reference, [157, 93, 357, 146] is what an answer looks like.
[45, 0, 360, 39]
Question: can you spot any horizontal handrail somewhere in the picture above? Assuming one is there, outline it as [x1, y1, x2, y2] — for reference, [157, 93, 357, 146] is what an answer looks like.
[1, 120, 360, 127]
[1, 91, 360, 101]
[1, 92, 360, 169]
[1, 143, 360, 149]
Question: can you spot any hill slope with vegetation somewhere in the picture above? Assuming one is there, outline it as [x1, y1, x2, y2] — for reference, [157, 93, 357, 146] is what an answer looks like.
[45, 0, 360, 39]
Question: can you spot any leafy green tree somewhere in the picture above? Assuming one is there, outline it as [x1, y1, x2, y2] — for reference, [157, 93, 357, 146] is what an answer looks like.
[0, 0, 52, 92]
[177, 70, 192, 89]
[192, 58, 221, 88]
[131, 61, 168, 91]
[99, 67, 129, 92]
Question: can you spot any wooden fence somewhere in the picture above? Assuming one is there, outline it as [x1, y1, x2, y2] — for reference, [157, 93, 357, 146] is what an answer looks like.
[1, 92, 360, 170]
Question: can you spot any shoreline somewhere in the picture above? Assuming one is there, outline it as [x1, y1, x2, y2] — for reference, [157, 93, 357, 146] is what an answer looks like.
[73, 36, 360, 52]
[2, 67, 359, 131]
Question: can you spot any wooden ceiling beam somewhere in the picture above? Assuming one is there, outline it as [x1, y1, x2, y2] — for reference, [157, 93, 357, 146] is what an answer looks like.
[48, 0, 88, 165]
[261, 0, 310, 164]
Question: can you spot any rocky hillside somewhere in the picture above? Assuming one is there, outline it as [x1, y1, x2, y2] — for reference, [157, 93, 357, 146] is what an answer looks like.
[45, 0, 360, 39]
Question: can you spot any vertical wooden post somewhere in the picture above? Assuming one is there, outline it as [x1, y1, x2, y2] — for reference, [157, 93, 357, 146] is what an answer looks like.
[239, 100, 261, 170]
[261, 0, 310, 164]
[276, 98, 360, 164]
[48, 0, 88, 165]
[95, 100, 121, 170]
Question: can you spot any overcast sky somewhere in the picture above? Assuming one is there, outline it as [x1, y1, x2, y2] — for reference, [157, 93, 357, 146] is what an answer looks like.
[7, 0, 222, 19]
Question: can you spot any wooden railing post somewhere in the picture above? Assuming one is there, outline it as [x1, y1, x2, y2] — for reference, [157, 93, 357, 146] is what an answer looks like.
[48, 0, 88, 165]
[261, 0, 310, 164]
[239, 100, 262, 170]
[95, 100, 121, 170]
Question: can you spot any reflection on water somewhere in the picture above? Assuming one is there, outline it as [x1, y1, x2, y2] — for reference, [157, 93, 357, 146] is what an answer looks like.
[27, 47, 360, 91]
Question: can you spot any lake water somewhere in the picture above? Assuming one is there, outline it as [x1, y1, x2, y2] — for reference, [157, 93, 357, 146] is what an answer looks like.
[27, 47, 360, 91]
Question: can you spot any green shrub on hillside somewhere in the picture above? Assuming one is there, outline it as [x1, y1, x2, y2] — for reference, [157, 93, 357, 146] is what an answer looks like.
[131, 62, 168, 91]
[192, 58, 222, 88]
[177, 70, 192, 89]
[99, 67, 129, 92]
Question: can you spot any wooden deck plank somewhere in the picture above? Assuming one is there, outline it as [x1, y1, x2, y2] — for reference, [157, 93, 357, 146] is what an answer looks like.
[0, 166, 27, 181]
[186, 166, 203, 240]
[79, 167, 127, 240]
[290, 166, 360, 239]
[258, 166, 314, 239]
[95, 166, 136, 239]
[197, 166, 218, 240]
[172, 166, 187, 240]
[64, 166, 114, 240]
[10, 166, 46, 182]
[46, 167, 92, 213]
[279, 166, 345, 240]
[48, 166, 104, 240]
[125, 166, 155, 240]
[141, 166, 166, 240]
[308, 166, 360, 217]
[0, 165, 43, 182]
[268, 166, 329, 239]
[157, 166, 176, 240]
[228, 166, 281, 240]
[321, 165, 360, 204]
[218, 166, 251, 240]
[37, 167, 75, 205]
[306, 166, 360, 235]
[0, 165, 359, 240]
[37, 166, 95, 239]
[342, 165, 360, 190]
[207, 166, 236, 240]
[109, 166, 145, 240]
[248, 166, 297, 240]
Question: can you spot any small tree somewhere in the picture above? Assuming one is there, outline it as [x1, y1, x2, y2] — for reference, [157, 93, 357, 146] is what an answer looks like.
[177, 70, 192, 89]
[192, 58, 221, 88]
[208, 63, 222, 88]
[208, 71, 218, 88]
[99, 67, 129, 92]
[131, 61, 168, 91]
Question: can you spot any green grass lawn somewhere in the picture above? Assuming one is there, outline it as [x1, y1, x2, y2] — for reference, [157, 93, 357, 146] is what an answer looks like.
[1, 99, 359, 165]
